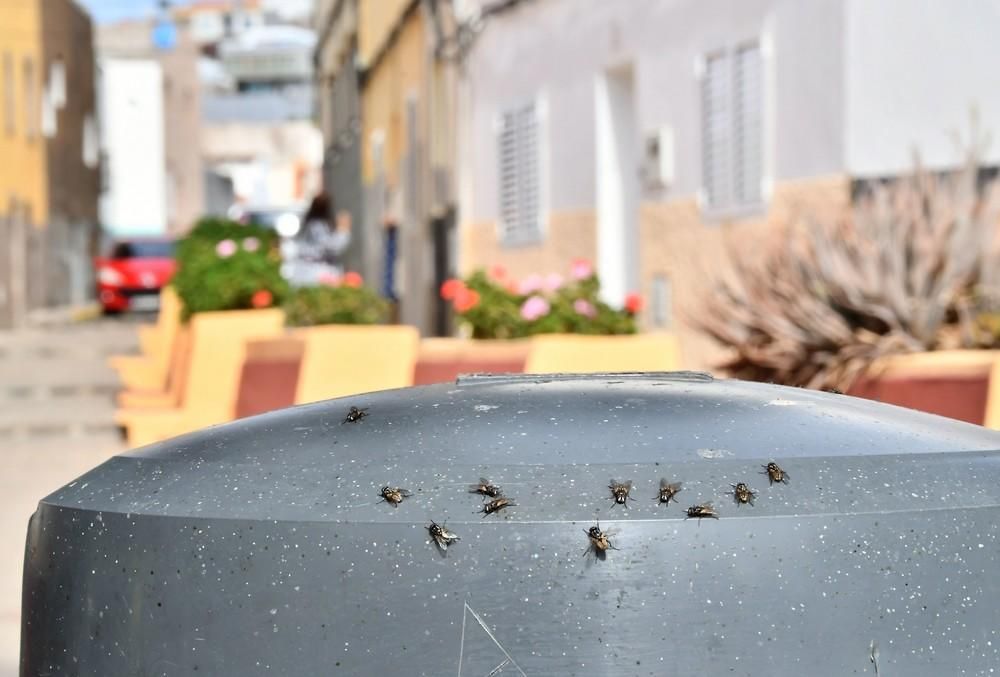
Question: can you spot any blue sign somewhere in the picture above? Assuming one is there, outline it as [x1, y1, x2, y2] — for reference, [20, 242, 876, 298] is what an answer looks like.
[152, 20, 177, 51]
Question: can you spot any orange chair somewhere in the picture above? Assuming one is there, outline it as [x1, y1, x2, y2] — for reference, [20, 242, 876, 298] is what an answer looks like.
[116, 308, 285, 447]
[109, 287, 182, 391]
[524, 333, 681, 374]
[294, 324, 420, 404]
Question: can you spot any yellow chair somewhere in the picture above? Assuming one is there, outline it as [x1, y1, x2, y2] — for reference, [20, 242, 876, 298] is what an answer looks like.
[294, 324, 420, 404]
[109, 286, 182, 391]
[116, 327, 191, 409]
[524, 333, 681, 374]
[116, 308, 285, 447]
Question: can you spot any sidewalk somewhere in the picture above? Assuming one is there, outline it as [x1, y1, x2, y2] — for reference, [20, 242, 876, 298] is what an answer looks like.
[0, 315, 134, 676]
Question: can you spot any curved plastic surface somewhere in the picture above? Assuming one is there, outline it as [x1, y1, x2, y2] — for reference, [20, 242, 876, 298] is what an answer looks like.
[21, 373, 1000, 676]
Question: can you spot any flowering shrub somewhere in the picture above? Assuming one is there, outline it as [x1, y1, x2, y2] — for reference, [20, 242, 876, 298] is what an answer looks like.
[284, 273, 390, 326]
[441, 259, 639, 338]
[173, 218, 288, 318]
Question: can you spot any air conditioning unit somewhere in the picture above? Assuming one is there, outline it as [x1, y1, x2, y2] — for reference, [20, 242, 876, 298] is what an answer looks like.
[641, 125, 674, 190]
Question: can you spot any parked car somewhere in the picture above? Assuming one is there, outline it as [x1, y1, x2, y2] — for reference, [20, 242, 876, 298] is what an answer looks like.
[94, 238, 176, 314]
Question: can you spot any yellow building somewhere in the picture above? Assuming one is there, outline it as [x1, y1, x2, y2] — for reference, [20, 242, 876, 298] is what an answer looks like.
[0, 0, 99, 327]
[351, 0, 457, 334]
[0, 0, 48, 227]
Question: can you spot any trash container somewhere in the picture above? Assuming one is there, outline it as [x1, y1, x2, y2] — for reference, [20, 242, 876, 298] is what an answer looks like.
[20, 372, 1000, 675]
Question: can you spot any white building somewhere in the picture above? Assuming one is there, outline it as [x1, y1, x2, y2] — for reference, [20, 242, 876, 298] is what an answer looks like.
[97, 58, 168, 235]
[456, 0, 1000, 367]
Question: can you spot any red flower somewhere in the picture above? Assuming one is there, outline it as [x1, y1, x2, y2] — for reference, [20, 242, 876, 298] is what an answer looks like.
[440, 278, 465, 300]
[251, 289, 273, 308]
[343, 271, 363, 288]
[453, 287, 481, 313]
[490, 264, 507, 280]
[624, 292, 644, 315]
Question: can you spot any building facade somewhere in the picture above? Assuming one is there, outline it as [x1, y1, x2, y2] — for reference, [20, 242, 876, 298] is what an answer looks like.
[455, 0, 1000, 368]
[0, 0, 100, 327]
[97, 19, 204, 237]
[316, 0, 458, 333]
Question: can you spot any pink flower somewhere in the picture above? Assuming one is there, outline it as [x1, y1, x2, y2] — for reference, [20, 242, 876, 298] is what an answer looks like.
[570, 258, 593, 281]
[573, 298, 596, 318]
[519, 273, 543, 295]
[544, 272, 564, 292]
[318, 272, 342, 287]
[215, 239, 237, 258]
[242, 237, 260, 253]
[520, 295, 550, 321]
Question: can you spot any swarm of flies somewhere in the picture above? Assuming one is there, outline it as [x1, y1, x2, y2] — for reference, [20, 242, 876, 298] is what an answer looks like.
[378, 485, 411, 508]
[427, 520, 460, 552]
[731, 482, 756, 506]
[761, 461, 789, 485]
[685, 502, 719, 520]
[342, 406, 369, 424]
[582, 520, 618, 560]
[655, 479, 683, 504]
[608, 479, 634, 508]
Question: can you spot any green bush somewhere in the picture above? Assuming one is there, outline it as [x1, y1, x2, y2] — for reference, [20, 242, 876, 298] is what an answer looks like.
[173, 217, 288, 318]
[441, 262, 640, 339]
[284, 283, 390, 327]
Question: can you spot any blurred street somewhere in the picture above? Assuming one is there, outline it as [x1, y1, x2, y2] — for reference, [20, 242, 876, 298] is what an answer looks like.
[0, 316, 136, 677]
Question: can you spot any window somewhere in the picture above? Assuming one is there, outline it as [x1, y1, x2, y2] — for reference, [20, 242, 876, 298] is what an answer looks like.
[23, 57, 37, 140]
[497, 102, 542, 245]
[3, 53, 13, 136]
[701, 42, 763, 210]
[651, 274, 673, 329]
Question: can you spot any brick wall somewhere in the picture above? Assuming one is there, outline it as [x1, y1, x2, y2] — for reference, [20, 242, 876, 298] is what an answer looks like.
[460, 208, 597, 280]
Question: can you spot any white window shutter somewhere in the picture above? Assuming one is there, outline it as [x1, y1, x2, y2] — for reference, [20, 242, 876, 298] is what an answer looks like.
[497, 101, 541, 245]
[701, 53, 730, 209]
[733, 43, 762, 205]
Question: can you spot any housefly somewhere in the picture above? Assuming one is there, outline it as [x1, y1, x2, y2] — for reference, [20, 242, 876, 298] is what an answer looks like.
[762, 461, 789, 485]
[469, 477, 503, 498]
[378, 485, 411, 507]
[608, 479, 634, 507]
[342, 406, 369, 424]
[731, 482, 756, 506]
[479, 496, 515, 517]
[685, 502, 719, 520]
[655, 479, 683, 504]
[427, 520, 460, 551]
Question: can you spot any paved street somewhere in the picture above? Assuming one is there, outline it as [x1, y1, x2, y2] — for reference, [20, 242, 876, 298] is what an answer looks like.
[0, 316, 139, 677]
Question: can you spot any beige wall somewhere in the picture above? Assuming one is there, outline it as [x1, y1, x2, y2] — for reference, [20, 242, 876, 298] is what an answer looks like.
[360, 8, 426, 187]
[460, 175, 851, 371]
[357, 0, 413, 68]
[461, 209, 597, 281]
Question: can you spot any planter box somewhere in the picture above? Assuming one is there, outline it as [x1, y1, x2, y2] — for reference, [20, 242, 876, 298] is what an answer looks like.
[236, 335, 304, 419]
[848, 350, 999, 425]
[413, 337, 531, 385]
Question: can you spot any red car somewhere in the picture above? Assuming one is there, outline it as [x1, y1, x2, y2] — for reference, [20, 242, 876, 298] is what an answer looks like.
[95, 238, 176, 314]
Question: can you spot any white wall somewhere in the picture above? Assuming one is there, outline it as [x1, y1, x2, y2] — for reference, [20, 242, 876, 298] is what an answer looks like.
[98, 58, 168, 235]
[846, 0, 1000, 176]
[459, 0, 846, 224]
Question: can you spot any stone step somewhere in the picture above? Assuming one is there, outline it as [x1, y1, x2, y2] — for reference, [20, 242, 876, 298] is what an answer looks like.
[0, 398, 120, 440]
[0, 359, 121, 391]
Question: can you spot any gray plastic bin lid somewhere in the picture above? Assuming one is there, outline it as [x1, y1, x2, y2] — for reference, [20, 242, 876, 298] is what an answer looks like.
[20, 372, 1000, 676]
